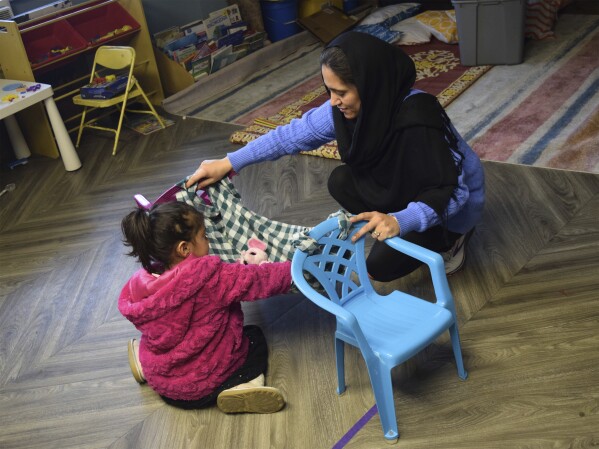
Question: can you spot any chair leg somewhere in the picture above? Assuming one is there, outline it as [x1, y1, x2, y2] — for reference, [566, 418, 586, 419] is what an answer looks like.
[75, 107, 88, 148]
[449, 324, 468, 380]
[136, 82, 166, 129]
[366, 363, 399, 442]
[112, 99, 129, 156]
[335, 338, 346, 394]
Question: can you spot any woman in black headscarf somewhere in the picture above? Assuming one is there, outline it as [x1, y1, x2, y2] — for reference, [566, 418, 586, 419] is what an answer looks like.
[187, 32, 485, 281]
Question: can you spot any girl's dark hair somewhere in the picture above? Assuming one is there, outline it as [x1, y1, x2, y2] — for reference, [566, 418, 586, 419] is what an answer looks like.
[121, 202, 205, 273]
[320, 46, 355, 87]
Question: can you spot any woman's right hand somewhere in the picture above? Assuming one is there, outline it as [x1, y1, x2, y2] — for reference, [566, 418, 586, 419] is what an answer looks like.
[185, 157, 233, 189]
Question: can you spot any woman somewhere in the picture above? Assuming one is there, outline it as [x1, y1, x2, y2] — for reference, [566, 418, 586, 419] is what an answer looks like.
[186, 31, 484, 281]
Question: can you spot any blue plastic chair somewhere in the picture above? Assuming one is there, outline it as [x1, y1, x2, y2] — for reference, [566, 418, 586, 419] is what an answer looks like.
[291, 217, 468, 442]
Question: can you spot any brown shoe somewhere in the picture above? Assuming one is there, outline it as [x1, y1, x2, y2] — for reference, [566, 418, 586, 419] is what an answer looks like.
[128, 338, 146, 384]
[217, 385, 285, 414]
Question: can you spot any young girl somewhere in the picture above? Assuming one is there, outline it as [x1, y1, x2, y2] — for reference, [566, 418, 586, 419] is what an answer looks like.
[118, 201, 292, 413]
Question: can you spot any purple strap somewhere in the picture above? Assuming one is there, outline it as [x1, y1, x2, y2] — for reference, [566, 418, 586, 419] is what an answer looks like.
[331, 405, 378, 449]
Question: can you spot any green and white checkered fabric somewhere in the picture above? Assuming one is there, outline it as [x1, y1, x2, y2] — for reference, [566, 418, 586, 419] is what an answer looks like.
[167, 177, 355, 293]
[174, 177, 314, 263]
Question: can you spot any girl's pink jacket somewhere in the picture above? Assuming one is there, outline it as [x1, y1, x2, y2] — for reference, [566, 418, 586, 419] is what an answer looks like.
[118, 254, 292, 401]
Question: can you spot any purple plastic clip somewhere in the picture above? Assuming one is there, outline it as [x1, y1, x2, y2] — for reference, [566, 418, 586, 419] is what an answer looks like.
[133, 184, 212, 210]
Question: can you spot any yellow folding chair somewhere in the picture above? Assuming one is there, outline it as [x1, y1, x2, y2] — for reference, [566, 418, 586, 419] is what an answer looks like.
[72, 45, 165, 155]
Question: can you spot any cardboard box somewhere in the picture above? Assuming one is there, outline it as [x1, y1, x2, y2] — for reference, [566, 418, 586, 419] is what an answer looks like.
[298, 2, 375, 44]
[298, 6, 358, 44]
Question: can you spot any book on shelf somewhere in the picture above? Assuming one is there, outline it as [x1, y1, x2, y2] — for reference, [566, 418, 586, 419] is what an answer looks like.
[223, 4, 242, 24]
[153, 26, 184, 50]
[231, 46, 248, 61]
[181, 19, 206, 36]
[210, 45, 237, 74]
[153, 4, 269, 81]
[205, 8, 231, 40]
[169, 43, 198, 63]
[204, 4, 243, 40]
[244, 31, 267, 52]
[195, 41, 213, 58]
[216, 29, 245, 49]
[228, 21, 248, 35]
[190, 54, 211, 80]
[163, 33, 198, 53]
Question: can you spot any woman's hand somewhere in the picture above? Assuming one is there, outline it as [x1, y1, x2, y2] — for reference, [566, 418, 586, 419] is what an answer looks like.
[185, 157, 233, 189]
[349, 211, 400, 242]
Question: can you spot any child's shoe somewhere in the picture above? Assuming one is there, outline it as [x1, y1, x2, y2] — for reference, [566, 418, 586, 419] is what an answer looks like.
[128, 338, 146, 384]
[217, 374, 285, 414]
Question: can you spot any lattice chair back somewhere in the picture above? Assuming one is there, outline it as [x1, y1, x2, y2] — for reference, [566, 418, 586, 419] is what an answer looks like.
[294, 217, 374, 306]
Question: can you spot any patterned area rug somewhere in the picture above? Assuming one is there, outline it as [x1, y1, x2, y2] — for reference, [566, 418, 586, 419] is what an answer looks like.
[229, 38, 491, 160]
[446, 13, 599, 174]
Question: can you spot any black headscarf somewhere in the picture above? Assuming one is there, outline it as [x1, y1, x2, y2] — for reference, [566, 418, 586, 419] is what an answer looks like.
[325, 32, 462, 218]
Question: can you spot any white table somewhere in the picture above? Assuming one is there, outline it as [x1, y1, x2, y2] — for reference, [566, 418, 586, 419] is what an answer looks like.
[0, 79, 81, 171]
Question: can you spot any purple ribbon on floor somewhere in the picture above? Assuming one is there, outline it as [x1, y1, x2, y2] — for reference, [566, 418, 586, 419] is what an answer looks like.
[331, 404, 378, 449]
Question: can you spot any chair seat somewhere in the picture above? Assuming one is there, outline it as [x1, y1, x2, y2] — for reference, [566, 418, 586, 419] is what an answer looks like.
[337, 291, 454, 365]
[72, 89, 141, 108]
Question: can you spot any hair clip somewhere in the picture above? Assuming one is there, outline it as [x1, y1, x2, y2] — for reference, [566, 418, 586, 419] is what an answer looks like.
[134, 194, 152, 210]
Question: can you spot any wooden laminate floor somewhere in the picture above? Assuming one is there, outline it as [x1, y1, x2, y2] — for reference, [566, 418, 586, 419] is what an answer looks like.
[0, 116, 598, 449]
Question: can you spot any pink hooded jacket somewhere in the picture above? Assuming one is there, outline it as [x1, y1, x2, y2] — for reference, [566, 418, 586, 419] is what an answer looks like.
[118, 254, 292, 400]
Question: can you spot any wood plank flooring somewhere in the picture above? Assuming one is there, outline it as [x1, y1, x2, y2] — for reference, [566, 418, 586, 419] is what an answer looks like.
[0, 113, 598, 449]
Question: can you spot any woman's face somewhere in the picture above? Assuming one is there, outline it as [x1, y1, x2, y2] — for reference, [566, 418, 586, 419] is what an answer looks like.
[322, 65, 361, 120]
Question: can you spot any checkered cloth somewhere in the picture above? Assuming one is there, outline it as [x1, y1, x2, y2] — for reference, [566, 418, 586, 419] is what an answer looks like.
[165, 177, 355, 292]
[174, 177, 322, 263]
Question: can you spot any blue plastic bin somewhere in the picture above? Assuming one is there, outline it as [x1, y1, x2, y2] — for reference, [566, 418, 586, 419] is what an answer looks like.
[260, 0, 301, 42]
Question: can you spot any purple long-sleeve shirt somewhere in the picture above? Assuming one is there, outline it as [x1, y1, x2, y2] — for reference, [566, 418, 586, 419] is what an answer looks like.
[228, 94, 484, 236]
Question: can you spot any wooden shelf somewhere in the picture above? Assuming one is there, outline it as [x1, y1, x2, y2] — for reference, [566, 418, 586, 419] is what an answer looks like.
[161, 31, 319, 114]
[0, 0, 164, 159]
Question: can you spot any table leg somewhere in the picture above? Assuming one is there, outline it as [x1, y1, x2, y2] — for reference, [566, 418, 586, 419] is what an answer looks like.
[4, 115, 32, 159]
[43, 97, 82, 172]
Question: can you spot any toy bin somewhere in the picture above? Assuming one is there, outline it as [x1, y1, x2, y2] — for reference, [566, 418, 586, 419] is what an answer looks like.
[67, 2, 140, 46]
[260, 0, 301, 42]
[451, 0, 526, 66]
[21, 20, 88, 70]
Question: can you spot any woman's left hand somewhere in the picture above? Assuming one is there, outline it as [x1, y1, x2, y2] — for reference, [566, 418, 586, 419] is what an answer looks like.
[349, 211, 400, 242]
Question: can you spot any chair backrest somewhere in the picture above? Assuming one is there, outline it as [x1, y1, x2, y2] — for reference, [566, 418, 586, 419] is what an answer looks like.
[293, 216, 459, 319]
[94, 45, 136, 71]
[292, 217, 375, 307]
[88, 46, 136, 85]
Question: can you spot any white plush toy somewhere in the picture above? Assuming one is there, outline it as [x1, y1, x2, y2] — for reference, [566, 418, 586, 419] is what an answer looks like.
[238, 237, 270, 265]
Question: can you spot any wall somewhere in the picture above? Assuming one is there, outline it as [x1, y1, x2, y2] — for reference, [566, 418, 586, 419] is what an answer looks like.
[142, 0, 226, 34]
[10, 0, 227, 34]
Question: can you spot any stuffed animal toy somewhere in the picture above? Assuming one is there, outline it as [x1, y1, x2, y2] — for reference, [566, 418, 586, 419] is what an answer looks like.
[238, 237, 270, 265]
